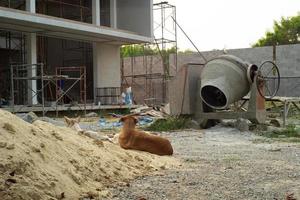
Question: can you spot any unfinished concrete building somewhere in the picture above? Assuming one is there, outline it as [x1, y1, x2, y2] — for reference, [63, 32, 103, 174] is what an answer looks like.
[0, 0, 153, 113]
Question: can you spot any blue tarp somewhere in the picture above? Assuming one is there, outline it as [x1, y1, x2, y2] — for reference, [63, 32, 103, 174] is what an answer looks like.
[138, 116, 154, 125]
[98, 118, 123, 129]
[98, 116, 154, 129]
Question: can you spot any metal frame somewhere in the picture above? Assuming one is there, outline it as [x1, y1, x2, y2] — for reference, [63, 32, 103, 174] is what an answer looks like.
[10, 63, 45, 115]
[266, 97, 300, 127]
[10, 63, 87, 116]
[282, 98, 300, 127]
[36, 0, 92, 23]
[95, 87, 120, 105]
[0, 0, 25, 10]
[121, 1, 178, 106]
[0, 30, 26, 101]
[55, 66, 87, 116]
[121, 56, 167, 106]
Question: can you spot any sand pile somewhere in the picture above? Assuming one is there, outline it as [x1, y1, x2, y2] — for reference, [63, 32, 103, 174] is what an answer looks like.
[0, 109, 178, 200]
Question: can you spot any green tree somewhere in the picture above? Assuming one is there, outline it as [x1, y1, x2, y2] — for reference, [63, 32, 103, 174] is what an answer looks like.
[253, 13, 300, 47]
[120, 44, 178, 58]
[121, 44, 157, 57]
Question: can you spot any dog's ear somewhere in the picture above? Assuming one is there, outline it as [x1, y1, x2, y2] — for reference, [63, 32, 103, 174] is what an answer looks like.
[76, 116, 81, 122]
[133, 117, 138, 124]
[119, 117, 125, 123]
[64, 116, 71, 124]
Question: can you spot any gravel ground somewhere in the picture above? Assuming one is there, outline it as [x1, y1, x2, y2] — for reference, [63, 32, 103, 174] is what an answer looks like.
[108, 125, 300, 200]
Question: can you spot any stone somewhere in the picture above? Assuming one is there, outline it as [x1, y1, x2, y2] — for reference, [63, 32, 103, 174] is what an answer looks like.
[185, 120, 200, 129]
[3, 123, 16, 133]
[160, 165, 166, 170]
[85, 112, 98, 118]
[31, 128, 37, 135]
[235, 118, 249, 132]
[31, 146, 41, 153]
[255, 124, 268, 131]
[52, 131, 63, 141]
[93, 140, 104, 147]
[27, 112, 38, 123]
[270, 119, 281, 127]
[278, 135, 287, 138]
[267, 146, 281, 152]
[0, 142, 7, 148]
[6, 144, 15, 150]
[267, 126, 284, 133]
[17, 112, 38, 123]
[221, 120, 236, 127]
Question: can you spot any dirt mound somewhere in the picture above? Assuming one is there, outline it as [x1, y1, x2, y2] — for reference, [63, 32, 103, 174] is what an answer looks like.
[0, 109, 178, 200]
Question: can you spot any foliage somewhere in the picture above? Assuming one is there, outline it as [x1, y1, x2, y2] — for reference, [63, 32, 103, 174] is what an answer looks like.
[145, 116, 190, 131]
[121, 44, 154, 57]
[121, 44, 177, 58]
[253, 13, 300, 47]
[266, 124, 300, 138]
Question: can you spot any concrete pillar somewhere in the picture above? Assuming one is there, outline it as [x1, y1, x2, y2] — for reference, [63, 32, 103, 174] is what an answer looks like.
[110, 0, 117, 28]
[92, 0, 100, 26]
[149, 0, 154, 38]
[93, 44, 99, 101]
[92, 0, 101, 101]
[26, 0, 35, 12]
[93, 44, 121, 102]
[26, 0, 37, 105]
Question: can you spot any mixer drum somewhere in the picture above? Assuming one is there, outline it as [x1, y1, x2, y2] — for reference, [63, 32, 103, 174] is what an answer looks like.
[200, 55, 251, 109]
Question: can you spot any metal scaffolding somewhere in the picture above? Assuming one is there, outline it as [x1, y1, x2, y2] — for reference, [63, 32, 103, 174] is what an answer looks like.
[55, 66, 87, 105]
[0, 30, 26, 104]
[121, 1, 177, 106]
[10, 63, 87, 116]
[153, 1, 178, 73]
[36, 0, 92, 23]
[121, 55, 166, 106]
[0, 0, 25, 10]
[10, 63, 45, 114]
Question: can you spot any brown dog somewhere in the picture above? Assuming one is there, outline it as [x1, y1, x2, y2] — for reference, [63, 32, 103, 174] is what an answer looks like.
[118, 115, 173, 156]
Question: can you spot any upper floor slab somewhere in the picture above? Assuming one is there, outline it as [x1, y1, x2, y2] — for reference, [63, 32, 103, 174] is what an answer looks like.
[0, 0, 153, 44]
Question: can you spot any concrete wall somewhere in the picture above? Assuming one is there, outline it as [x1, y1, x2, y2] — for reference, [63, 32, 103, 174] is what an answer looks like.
[168, 64, 204, 115]
[170, 44, 300, 97]
[93, 43, 121, 88]
[117, 0, 153, 38]
[122, 55, 164, 104]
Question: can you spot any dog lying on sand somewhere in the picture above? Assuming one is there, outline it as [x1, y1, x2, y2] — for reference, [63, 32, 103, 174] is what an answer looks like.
[64, 116, 114, 142]
[118, 115, 173, 156]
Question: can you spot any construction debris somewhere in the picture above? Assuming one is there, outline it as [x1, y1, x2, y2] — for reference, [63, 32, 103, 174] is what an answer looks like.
[14, 105, 168, 131]
[16, 112, 38, 123]
[131, 106, 153, 114]
[85, 112, 98, 118]
[131, 105, 168, 119]
[99, 118, 123, 129]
